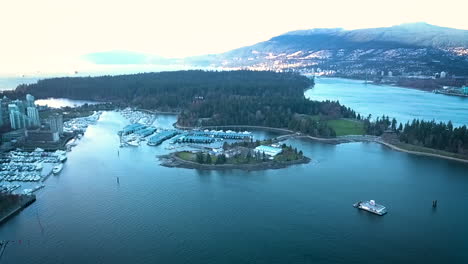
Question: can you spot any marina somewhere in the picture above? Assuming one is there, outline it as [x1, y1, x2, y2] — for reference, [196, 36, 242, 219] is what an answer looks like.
[63, 111, 102, 133]
[0, 111, 101, 196]
[118, 109, 253, 148]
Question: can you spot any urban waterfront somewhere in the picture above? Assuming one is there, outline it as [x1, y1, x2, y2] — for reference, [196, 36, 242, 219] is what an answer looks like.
[0, 111, 467, 263]
[306, 78, 468, 127]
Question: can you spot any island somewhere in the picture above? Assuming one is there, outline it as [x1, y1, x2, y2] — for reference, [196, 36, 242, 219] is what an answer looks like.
[159, 141, 310, 171]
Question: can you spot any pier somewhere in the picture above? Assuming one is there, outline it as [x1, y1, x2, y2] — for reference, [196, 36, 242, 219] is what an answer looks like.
[0, 194, 36, 225]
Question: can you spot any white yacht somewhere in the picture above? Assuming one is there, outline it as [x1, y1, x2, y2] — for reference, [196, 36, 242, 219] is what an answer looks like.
[53, 164, 64, 174]
[59, 155, 67, 163]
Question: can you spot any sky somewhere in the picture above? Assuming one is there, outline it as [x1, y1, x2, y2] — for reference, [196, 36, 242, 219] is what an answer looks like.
[1, 0, 467, 76]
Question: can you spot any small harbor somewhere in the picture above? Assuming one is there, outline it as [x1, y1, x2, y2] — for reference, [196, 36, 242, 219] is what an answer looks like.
[0, 110, 102, 227]
[117, 108, 254, 148]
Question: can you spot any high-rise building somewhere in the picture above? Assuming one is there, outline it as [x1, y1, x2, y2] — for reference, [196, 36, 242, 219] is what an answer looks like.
[3, 94, 41, 130]
[12, 99, 26, 114]
[47, 113, 63, 134]
[0, 99, 3, 127]
[8, 104, 27, 130]
[26, 94, 35, 107]
[27, 106, 40, 126]
[1, 96, 12, 127]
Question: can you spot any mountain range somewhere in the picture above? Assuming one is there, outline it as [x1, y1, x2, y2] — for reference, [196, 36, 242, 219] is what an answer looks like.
[86, 23, 468, 77]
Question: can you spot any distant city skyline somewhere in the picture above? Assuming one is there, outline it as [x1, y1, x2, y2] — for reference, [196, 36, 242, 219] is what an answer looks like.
[1, 0, 467, 75]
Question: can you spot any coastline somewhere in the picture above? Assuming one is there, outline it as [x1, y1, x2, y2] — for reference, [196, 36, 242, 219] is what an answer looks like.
[376, 140, 468, 164]
[322, 76, 444, 93]
[158, 152, 311, 171]
[174, 123, 468, 164]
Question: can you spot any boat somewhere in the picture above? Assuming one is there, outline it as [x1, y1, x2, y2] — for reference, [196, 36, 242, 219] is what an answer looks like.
[52, 164, 64, 174]
[126, 140, 140, 147]
[353, 200, 387, 215]
[59, 155, 67, 163]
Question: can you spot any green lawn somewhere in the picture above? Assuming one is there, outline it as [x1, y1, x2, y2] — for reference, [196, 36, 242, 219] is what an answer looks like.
[176, 151, 196, 161]
[326, 119, 365, 136]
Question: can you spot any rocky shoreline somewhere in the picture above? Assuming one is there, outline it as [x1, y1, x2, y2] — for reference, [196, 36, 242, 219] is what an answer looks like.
[158, 153, 311, 171]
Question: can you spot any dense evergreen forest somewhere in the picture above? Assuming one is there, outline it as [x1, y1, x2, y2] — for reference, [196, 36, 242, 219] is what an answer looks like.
[178, 97, 357, 137]
[365, 116, 468, 156]
[13, 70, 311, 111]
[399, 120, 468, 155]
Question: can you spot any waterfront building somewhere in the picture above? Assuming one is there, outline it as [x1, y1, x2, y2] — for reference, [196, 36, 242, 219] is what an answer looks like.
[388, 71, 393, 77]
[25, 129, 59, 142]
[0, 99, 3, 127]
[0, 97, 12, 127]
[27, 107, 40, 127]
[11, 99, 26, 114]
[47, 113, 64, 134]
[8, 104, 27, 130]
[463, 86, 468, 95]
[4, 95, 40, 129]
[254, 145, 282, 156]
[148, 130, 179, 146]
[440, 71, 447, 78]
[26, 94, 35, 107]
[118, 123, 146, 136]
[1, 129, 26, 142]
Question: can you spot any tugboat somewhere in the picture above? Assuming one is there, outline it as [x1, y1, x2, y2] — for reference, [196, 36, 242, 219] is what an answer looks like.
[353, 200, 387, 216]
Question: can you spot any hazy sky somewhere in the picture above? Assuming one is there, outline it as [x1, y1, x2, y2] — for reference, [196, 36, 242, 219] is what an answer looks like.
[1, 0, 467, 75]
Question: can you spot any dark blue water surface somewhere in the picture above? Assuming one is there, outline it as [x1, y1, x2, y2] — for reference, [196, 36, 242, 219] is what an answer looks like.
[1, 111, 467, 264]
[306, 78, 468, 127]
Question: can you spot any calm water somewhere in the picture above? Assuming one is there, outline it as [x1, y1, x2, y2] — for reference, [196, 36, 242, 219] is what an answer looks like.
[1, 111, 467, 264]
[305, 78, 468, 127]
[0, 77, 39, 91]
[35, 98, 101, 108]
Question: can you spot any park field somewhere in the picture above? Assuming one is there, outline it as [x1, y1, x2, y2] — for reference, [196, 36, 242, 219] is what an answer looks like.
[326, 119, 365, 136]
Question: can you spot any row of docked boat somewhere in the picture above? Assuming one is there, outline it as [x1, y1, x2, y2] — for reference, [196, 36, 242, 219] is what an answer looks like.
[5, 149, 67, 164]
[0, 184, 21, 194]
[63, 111, 102, 133]
[119, 108, 156, 126]
[1, 173, 42, 182]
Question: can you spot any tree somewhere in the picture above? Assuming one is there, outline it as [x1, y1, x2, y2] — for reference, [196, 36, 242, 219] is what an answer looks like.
[391, 118, 397, 131]
[205, 154, 212, 164]
[246, 151, 252, 162]
[196, 152, 204, 164]
[216, 154, 226, 164]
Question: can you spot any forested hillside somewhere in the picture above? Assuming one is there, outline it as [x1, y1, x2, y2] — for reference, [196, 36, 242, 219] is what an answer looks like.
[14, 70, 312, 110]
